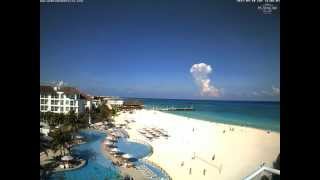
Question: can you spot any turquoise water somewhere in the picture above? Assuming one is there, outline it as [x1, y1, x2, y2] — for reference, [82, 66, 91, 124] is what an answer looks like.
[49, 130, 121, 180]
[49, 130, 169, 180]
[137, 98, 280, 132]
[117, 139, 152, 159]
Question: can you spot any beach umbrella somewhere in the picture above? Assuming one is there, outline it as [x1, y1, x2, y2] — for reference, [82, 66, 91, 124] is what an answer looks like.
[95, 122, 103, 126]
[110, 148, 120, 152]
[106, 136, 116, 140]
[61, 155, 73, 161]
[104, 141, 113, 145]
[145, 134, 153, 138]
[75, 135, 83, 139]
[138, 130, 146, 134]
[122, 154, 133, 159]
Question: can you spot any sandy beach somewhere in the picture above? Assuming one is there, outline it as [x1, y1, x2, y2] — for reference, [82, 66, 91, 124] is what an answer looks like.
[115, 109, 280, 180]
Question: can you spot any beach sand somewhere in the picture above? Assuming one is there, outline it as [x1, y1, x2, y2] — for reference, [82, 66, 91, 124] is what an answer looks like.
[115, 109, 280, 180]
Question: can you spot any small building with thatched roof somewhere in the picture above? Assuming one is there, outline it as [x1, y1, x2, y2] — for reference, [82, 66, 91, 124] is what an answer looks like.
[122, 99, 144, 110]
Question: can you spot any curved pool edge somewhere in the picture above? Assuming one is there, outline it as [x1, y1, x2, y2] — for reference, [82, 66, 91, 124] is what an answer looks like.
[52, 159, 87, 173]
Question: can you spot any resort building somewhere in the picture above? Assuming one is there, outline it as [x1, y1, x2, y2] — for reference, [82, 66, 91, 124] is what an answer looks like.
[104, 97, 124, 107]
[40, 85, 91, 114]
[91, 96, 124, 108]
[122, 100, 144, 110]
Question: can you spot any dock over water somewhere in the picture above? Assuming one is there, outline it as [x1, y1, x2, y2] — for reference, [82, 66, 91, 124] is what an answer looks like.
[156, 106, 194, 111]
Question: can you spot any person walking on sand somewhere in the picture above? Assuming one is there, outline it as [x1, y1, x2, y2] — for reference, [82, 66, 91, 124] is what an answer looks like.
[189, 168, 192, 175]
[212, 154, 215, 161]
[181, 161, 184, 167]
[203, 169, 206, 175]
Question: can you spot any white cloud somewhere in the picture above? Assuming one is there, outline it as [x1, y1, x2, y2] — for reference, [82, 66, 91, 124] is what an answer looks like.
[190, 63, 220, 97]
[255, 86, 280, 97]
[252, 91, 260, 96]
[272, 86, 280, 96]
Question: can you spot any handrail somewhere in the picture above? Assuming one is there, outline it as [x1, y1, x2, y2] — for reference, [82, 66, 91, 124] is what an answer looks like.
[141, 159, 172, 180]
[244, 166, 280, 180]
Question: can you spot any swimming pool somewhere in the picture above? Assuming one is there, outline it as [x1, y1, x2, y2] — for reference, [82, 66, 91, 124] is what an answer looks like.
[49, 130, 121, 180]
[49, 130, 170, 180]
[116, 138, 152, 159]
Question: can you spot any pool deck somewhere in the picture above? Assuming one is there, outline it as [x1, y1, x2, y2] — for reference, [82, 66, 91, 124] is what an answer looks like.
[100, 143, 149, 180]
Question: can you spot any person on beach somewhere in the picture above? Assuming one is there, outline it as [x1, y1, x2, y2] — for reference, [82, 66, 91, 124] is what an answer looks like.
[181, 161, 184, 167]
[203, 169, 206, 175]
[212, 154, 215, 160]
[189, 168, 192, 175]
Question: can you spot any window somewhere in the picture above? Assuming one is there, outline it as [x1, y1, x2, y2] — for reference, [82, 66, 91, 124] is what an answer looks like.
[41, 106, 44, 110]
[55, 100, 59, 105]
[66, 100, 69, 105]
[60, 107, 63, 112]
[40, 94, 47, 98]
[51, 106, 54, 111]
[44, 106, 48, 110]
[70, 101, 74, 106]
[52, 94, 58, 99]
[60, 94, 64, 99]
[54, 107, 58, 111]
[40, 99, 47, 104]
[66, 107, 70, 111]
[60, 100, 64, 105]
[51, 100, 54, 105]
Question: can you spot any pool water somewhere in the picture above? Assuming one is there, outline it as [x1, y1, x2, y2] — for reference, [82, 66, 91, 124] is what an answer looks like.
[49, 130, 169, 180]
[117, 139, 152, 159]
[49, 130, 121, 180]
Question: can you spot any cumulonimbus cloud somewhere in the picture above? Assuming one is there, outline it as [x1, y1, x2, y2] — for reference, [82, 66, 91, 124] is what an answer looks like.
[190, 63, 220, 97]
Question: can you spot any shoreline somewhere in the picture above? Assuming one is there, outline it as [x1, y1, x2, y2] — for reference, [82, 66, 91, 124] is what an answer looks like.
[144, 108, 280, 133]
[117, 109, 280, 180]
[145, 109, 280, 135]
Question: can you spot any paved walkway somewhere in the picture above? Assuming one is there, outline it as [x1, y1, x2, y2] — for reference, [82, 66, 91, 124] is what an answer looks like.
[100, 143, 149, 180]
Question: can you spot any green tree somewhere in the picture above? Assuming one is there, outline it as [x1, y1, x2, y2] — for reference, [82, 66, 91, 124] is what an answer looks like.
[78, 112, 89, 129]
[66, 110, 79, 133]
[99, 104, 112, 122]
[50, 127, 72, 157]
[40, 132, 49, 156]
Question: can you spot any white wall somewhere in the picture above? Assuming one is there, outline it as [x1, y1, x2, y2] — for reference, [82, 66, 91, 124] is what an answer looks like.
[40, 91, 83, 114]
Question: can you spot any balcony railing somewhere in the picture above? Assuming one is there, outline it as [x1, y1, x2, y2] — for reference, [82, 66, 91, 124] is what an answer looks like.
[244, 166, 280, 180]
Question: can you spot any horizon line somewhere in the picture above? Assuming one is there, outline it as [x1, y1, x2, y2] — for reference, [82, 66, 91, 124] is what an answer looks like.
[121, 96, 280, 103]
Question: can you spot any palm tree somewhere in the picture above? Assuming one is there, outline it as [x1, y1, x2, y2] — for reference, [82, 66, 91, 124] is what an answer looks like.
[50, 127, 72, 157]
[66, 110, 79, 133]
[40, 132, 49, 156]
[99, 104, 111, 122]
[78, 112, 89, 129]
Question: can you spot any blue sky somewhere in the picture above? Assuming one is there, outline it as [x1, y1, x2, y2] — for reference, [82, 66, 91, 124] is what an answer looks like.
[40, 0, 280, 101]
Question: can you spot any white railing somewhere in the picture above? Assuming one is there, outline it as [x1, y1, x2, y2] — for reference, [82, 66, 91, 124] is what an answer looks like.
[244, 166, 280, 180]
[141, 159, 172, 180]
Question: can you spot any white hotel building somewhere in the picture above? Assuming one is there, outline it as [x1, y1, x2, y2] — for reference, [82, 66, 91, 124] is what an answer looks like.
[40, 85, 91, 114]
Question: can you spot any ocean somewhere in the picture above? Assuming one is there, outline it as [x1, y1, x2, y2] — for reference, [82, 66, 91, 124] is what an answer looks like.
[133, 98, 280, 132]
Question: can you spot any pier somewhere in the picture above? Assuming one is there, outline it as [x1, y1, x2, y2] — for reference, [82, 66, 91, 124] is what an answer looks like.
[154, 106, 194, 111]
